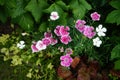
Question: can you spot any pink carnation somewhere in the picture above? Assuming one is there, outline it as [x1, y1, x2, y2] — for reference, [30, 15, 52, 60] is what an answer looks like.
[31, 42, 39, 53]
[42, 38, 51, 46]
[59, 26, 70, 36]
[54, 26, 70, 36]
[90, 12, 100, 21]
[50, 38, 58, 45]
[36, 40, 46, 51]
[83, 26, 96, 39]
[54, 26, 61, 36]
[44, 32, 52, 38]
[60, 35, 72, 45]
[75, 20, 86, 33]
[60, 55, 73, 67]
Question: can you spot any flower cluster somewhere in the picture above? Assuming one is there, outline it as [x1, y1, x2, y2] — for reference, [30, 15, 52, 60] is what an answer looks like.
[75, 20, 96, 39]
[60, 48, 73, 67]
[28, 11, 107, 67]
[75, 12, 107, 47]
[31, 32, 57, 53]
[54, 26, 72, 44]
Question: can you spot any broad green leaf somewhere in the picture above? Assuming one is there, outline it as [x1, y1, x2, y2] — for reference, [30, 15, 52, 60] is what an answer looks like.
[0, 9, 7, 23]
[38, 22, 47, 32]
[25, 0, 49, 22]
[70, 0, 92, 19]
[44, 3, 67, 25]
[11, 0, 26, 18]
[56, 1, 68, 11]
[12, 13, 34, 31]
[0, 0, 5, 5]
[111, 44, 120, 60]
[106, 10, 120, 25]
[79, 0, 92, 10]
[114, 59, 120, 70]
[110, 0, 120, 9]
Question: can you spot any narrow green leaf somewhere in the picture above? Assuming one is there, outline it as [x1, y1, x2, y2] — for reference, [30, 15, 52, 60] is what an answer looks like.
[114, 59, 120, 70]
[110, 0, 120, 9]
[111, 44, 120, 60]
[106, 10, 120, 25]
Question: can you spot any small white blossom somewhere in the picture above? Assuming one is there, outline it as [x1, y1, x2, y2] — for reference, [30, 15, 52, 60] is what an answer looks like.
[50, 11, 59, 20]
[35, 40, 46, 51]
[96, 24, 107, 37]
[17, 41, 25, 49]
[21, 32, 28, 36]
[93, 37, 102, 47]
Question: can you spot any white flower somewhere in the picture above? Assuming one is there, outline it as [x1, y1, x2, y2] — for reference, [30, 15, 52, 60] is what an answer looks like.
[96, 24, 107, 37]
[50, 11, 59, 20]
[21, 32, 27, 36]
[93, 37, 102, 47]
[17, 41, 25, 49]
[35, 40, 46, 51]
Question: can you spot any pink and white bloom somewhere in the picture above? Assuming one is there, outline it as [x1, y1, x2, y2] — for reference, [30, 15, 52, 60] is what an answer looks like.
[54, 26, 70, 36]
[75, 20, 86, 33]
[93, 37, 102, 47]
[50, 38, 58, 45]
[36, 40, 46, 51]
[44, 32, 52, 38]
[83, 26, 96, 39]
[96, 24, 107, 37]
[65, 48, 73, 55]
[59, 26, 70, 36]
[91, 12, 100, 21]
[60, 35, 72, 45]
[50, 11, 59, 20]
[60, 55, 73, 67]
[54, 26, 61, 36]
[42, 38, 51, 46]
[31, 42, 39, 53]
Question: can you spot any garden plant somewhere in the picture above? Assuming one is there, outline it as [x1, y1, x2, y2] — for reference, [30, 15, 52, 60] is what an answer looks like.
[0, 0, 120, 80]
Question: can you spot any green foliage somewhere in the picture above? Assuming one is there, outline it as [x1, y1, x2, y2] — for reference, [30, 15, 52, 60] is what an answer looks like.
[25, 0, 49, 22]
[106, 0, 120, 25]
[111, 44, 120, 60]
[69, 0, 92, 19]
[114, 59, 120, 70]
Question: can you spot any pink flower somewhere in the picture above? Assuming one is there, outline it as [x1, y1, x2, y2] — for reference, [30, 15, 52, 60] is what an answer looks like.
[31, 42, 39, 53]
[59, 26, 70, 36]
[65, 48, 73, 55]
[83, 26, 96, 39]
[42, 38, 51, 46]
[54, 26, 70, 36]
[36, 40, 46, 51]
[60, 35, 72, 44]
[54, 26, 61, 36]
[91, 12, 100, 21]
[75, 20, 86, 33]
[50, 38, 58, 45]
[60, 55, 73, 67]
[44, 32, 52, 38]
